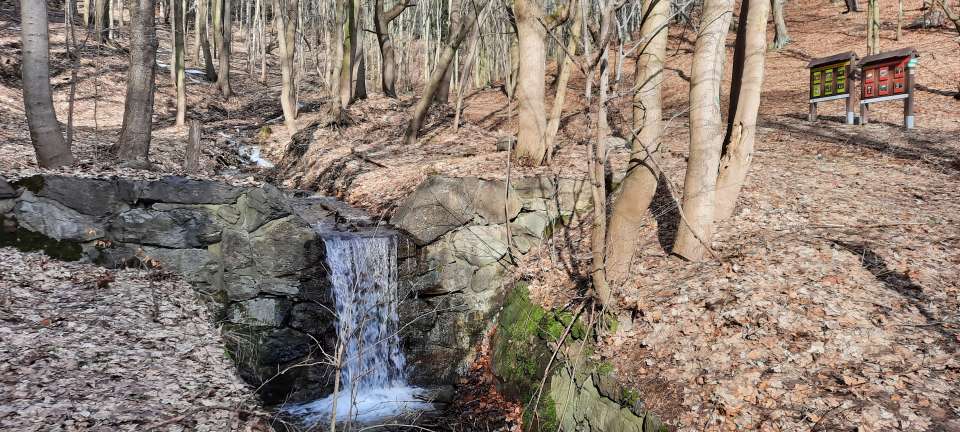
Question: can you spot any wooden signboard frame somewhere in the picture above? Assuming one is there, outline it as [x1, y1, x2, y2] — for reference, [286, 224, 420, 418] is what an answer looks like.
[858, 47, 918, 129]
[806, 52, 859, 125]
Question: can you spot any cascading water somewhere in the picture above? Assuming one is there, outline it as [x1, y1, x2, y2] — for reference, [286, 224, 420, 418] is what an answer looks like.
[285, 233, 431, 425]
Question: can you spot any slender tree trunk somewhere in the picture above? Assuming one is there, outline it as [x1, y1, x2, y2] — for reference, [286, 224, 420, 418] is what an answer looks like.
[544, 0, 583, 161]
[276, 0, 298, 133]
[512, 0, 548, 166]
[605, 0, 669, 283]
[771, 0, 790, 49]
[174, 0, 187, 127]
[867, 0, 880, 54]
[374, 0, 412, 98]
[673, 0, 734, 261]
[21, 0, 74, 168]
[338, 0, 355, 108]
[897, 0, 903, 40]
[184, 119, 202, 171]
[197, 0, 218, 80]
[351, 0, 367, 100]
[404, 1, 482, 145]
[217, 0, 233, 97]
[435, 0, 461, 104]
[114, 0, 158, 165]
[715, 0, 770, 221]
[94, 0, 110, 43]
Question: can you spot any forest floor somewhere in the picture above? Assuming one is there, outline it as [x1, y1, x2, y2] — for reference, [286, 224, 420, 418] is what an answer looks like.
[1, 0, 959, 431]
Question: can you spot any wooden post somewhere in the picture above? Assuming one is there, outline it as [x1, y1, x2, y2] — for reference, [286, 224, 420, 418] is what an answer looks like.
[861, 102, 869, 125]
[846, 94, 855, 124]
[905, 62, 916, 129]
[809, 102, 818, 121]
[184, 119, 202, 172]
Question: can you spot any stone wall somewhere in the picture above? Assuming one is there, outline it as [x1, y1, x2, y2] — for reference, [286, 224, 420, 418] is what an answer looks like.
[0, 175, 368, 404]
[390, 174, 594, 387]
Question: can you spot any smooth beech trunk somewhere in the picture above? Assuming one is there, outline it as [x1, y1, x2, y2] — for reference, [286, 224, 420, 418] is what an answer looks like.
[715, 0, 770, 222]
[115, 0, 158, 164]
[276, 0, 298, 133]
[512, 0, 548, 166]
[338, 0, 356, 108]
[605, 0, 669, 283]
[21, 0, 74, 168]
[673, 0, 733, 261]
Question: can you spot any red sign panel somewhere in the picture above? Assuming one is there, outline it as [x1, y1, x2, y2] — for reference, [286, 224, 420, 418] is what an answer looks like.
[862, 57, 909, 100]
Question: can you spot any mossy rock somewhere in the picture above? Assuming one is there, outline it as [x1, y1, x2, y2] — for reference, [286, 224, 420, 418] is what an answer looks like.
[491, 283, 552, 402]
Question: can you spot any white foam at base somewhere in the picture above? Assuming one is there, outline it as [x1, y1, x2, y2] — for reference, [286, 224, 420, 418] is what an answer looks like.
[285, 385, 433, 425]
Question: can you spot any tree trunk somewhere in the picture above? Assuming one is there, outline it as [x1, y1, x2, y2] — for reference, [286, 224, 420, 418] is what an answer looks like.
[512, 0, 548, 166]
[351, 0, 367, 101]
[897, 0, 903, 40]
[673, 0, 734, 261]
[404, 2, 482, 145]
[197, 0, 218, 81]
[338, 0, 355, 108]
[217, 0, 233, 97]
[184, 119, 202, 171]
[114, 0, 158, 165]
[94, 0, 110, 43]
[544, 0, 583, 161]
[276, 0, 298, 133]
[374, 0, 412, 98]
[867, 0, 880, 54]
[435, 0, 461, 104]
[21, 0, 74, 168]
[715, 0, 770, 222]
[605, 0, 669, 283]
[771, 0, 790, 50]
[174, 0, 186, 127]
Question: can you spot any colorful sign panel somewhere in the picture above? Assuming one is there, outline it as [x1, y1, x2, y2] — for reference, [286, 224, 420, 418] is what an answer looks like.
[861, 56, 909, 100]
[810, 60, 850, 99]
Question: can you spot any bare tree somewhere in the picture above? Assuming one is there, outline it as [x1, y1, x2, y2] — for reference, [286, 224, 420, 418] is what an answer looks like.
[94, 0, 110, 43]
[605, 0, 670, 283]
[435, 0, 462, 104]
[771, 0, 790, 49]
[20, 0, 75, 168]
[114, 0, 158, 166]
[196, 0, 218, 81]
[217, 0, 233, 97]
[404, 0, 486, 145]
[544, 0, 582, 161]
[276, 0, 299, 133]
[867, 0, 880, 54]
[374, 0, 415, 98]
[174, 0, 187, 127]
[512, 0, 548, 166]
[673, 0, 734, 261]
[715, 0, 770, 221]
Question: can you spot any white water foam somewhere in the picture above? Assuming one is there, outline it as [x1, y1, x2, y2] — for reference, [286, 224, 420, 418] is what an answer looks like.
[285, 234, 431, 425]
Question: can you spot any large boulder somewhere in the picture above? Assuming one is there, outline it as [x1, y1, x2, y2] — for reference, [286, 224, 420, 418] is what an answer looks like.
[139, 176, 245, 205]
[16, 175, 137, 217]
[110, 207, 222, 248]
[391, 176, 479, 245]
[14, 192, 106, 242]
[450, 225, 509, 267]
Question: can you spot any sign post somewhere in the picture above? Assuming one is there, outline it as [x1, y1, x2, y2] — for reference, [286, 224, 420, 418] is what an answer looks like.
[858, 47, 918, 128]
[806, 52, 859, 125]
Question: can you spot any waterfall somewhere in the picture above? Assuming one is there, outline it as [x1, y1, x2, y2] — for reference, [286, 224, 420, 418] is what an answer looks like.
[285, 233, 430, 425]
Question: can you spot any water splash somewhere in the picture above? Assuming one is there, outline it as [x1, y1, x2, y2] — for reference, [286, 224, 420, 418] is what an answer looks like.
[285, 234, 430, 425]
